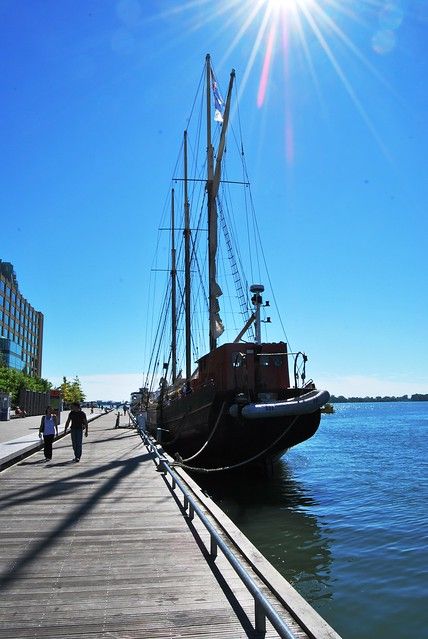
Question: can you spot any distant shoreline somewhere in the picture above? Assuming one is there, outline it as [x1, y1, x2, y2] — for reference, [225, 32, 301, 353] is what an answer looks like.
[330, 394, 428, 403]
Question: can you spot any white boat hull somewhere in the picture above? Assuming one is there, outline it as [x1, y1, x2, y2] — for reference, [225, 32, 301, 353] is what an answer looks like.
[229, 389, 330, 420]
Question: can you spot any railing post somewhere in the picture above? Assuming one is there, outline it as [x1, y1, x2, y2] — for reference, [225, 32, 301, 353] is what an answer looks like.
[183, 495, 188, 511]
[255, 599, 266, 634]
[188, 503, 194, 521]
[210, 535, 218, 560]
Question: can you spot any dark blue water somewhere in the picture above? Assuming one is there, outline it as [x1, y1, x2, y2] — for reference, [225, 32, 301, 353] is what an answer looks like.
[200, 402, 428, 638]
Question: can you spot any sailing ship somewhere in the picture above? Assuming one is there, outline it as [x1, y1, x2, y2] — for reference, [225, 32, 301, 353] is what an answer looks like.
[143, 55, 329, 472]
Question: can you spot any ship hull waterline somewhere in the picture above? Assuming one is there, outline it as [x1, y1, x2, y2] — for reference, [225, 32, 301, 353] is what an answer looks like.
[146, 388, 322, 472]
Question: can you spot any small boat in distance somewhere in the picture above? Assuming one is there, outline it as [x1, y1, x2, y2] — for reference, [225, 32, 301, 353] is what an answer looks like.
[321, 403, 335, 414]
[142, 55, 330, 473]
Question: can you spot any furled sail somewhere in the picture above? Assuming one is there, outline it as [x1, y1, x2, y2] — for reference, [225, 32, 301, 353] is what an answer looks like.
[211, 279, 224, 339]
[208, 67, 235, 343]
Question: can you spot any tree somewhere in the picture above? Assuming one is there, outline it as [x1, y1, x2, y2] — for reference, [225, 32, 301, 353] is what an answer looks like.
[0, 366, 52, 405]
[61, 375, 85, 405]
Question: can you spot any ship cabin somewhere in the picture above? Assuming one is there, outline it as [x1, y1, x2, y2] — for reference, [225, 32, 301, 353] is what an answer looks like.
[195, 342, 290, 396]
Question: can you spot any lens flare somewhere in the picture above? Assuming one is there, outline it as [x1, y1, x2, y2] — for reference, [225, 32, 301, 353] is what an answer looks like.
[155, 0, 405, 160]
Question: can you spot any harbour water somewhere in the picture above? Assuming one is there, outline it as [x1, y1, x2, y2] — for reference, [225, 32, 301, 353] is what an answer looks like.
[199, 402, 428, 638]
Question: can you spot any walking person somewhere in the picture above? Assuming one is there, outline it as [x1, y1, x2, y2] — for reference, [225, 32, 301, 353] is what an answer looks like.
[64, 402, 88, 462]
[39, 406, 58, 462]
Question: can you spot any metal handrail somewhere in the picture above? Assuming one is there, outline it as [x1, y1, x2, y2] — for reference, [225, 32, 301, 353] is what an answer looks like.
[137, 425, 297, 639]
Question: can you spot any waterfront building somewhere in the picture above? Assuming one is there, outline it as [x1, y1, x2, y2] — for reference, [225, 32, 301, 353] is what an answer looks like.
[0, 260, 43, 377]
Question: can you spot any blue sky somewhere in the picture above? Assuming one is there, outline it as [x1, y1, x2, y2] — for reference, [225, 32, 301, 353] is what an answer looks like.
[1, 0, 427, 400]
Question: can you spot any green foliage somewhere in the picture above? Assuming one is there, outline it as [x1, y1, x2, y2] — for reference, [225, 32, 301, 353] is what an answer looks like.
[0, 366, 52, 404]
[330, 394, 428, 403]
[61, 376, 86, 404]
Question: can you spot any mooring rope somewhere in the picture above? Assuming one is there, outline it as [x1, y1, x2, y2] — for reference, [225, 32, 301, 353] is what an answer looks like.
[178, 401, 226, 463]
[172, 415, 299, 473]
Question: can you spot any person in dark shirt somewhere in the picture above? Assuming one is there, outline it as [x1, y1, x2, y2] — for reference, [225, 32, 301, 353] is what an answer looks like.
[64, 402, 89, 462]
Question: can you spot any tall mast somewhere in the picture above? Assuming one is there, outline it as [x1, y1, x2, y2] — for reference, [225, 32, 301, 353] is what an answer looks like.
[206, 53, 235, 352]
[184, 131, 192, 381]
[171, 188, 177, 384]
[206, 54, 216, 352]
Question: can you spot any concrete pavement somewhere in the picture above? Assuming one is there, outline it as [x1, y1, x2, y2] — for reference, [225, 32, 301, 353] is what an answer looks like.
[0, 409, 109, 468]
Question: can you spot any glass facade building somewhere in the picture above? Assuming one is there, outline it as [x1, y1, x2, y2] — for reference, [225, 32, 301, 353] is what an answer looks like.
[0, 261, 44, 377]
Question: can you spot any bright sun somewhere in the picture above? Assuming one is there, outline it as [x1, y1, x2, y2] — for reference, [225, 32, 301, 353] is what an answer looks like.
[158, 0, 390, 161]
[267, 0, 312, 11]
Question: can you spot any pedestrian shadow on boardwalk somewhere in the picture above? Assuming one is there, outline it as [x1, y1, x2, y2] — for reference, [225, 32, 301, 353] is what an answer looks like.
[0, 452, 152, 592]
[1, 447, 262, 638]
[0, 452, 150, 510]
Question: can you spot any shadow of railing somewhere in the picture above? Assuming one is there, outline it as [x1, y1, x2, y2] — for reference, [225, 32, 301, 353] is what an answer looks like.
[0, 451, 152, 591]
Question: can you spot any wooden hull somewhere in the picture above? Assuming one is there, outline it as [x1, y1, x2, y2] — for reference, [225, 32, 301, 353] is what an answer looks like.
[146, 385, 321, 472]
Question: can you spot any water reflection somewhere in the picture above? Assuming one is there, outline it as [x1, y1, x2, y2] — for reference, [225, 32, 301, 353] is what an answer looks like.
[195, 461, 334, 605]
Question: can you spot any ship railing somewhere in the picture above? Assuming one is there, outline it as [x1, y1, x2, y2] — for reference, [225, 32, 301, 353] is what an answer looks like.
[136, 425, 298, 639]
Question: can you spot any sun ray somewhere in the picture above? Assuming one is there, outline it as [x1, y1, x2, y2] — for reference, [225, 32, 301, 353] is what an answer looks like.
[236, 3, 274, 106]
[220, 0, 267, 69]
[291, 5, 327, 117]
[299, 3, 390, 158]
[278, 9, 295, 164]
[310, 1, 396, 95]
[257, 19, 278, 107]
[146, 0, 400, 162]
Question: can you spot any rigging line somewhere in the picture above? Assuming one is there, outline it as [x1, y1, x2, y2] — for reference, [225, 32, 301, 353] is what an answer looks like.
[243, 172, 292, 349]
[144, 138, 186, 386]
[174, 416, 300, 473]
[191, 197, 209, 311]
[149, 303, 171, 395]
[231, 103, 262, 290]
[229, 82, 255, 283]
[176, 271, 195, 376]
[233, 76, 245, 159]
[243, 170, 254, 284]
[218, 198, 249, 330]
[146, 277, 171, 390]
[218, 172, 253, 335]
[218, 237, 239, 342]
[187, 90, 204, 211]
[144, 275, 168, 390]
[180, 178, 208, 362]
[221, 173, 251, 302]
[178, 402, 226, 462]
[235, 134, 290, 346]
[148, 315, 169, 395]
[143, 268, 155, 388]
[185, 63, 205, 131]
[144, 238, 169, 385]
[191, 255, 209, 361]
[178, 189, 208, 361]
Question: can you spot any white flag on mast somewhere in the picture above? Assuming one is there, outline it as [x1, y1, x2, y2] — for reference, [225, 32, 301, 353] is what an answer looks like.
[211, 71, 224, 123]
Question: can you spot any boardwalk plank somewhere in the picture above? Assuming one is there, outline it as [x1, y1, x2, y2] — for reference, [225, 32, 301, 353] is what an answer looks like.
[0, 413, 284, 638]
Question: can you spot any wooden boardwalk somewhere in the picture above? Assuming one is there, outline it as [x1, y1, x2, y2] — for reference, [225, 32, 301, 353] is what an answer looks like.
[0, 412, 339, 639]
